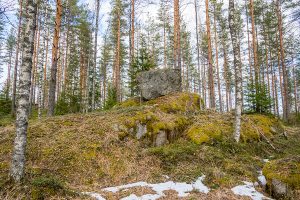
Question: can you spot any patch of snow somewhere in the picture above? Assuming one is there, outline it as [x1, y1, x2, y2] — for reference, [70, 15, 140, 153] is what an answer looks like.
[263, 159, 270, 163]
[84, 175, 210, 200]
[193, 176, 210, 194]
[103, 182, 149, 193]
[231, 181, 272, 200]
[82, 192, 106, 200]
[257, 171, 267, 187]
[120, 194, 162, 200]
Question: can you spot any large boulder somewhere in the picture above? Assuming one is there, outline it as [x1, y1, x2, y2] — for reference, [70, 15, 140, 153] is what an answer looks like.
[137, 68, 181, 100]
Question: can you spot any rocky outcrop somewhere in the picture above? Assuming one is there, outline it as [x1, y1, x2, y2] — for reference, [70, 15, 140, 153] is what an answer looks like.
[137, 68, 181, 100]
[262, 156, 300, 199]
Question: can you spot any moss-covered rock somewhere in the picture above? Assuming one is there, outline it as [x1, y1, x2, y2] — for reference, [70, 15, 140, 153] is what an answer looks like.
[148, 92, 202, 114]
[263, 156, 300, 199]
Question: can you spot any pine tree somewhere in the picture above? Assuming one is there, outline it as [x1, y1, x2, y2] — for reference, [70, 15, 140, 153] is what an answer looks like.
[110, 0, 127, 102]
[48, 0, 62, 116]
[205, 0, 216, 109]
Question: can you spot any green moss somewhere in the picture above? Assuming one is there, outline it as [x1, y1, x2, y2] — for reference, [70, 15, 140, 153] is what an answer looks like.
[157, 93, 201, 113]
[148, 116, 188, 135]
[241, 114, 282, 142]
[31, 176, 65, 199]
[187, 124, 223, 145]
[263, 156, 300, 189]
[117, 98, 140, 108]
[148, 139, 199, 164]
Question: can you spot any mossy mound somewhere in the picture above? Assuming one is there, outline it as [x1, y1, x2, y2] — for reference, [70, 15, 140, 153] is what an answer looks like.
[187, 112, 233, 144]
[186, 113, 282, 144]
[117, 97, 141, 108]
[241, 114, 283, 142]
[263, 156, 300, 189]
[149, 92, 202, 114]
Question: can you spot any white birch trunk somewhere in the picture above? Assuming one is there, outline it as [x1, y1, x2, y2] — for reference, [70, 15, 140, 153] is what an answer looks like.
[10, 0, 37, 182]
[228, 0, 242, 142]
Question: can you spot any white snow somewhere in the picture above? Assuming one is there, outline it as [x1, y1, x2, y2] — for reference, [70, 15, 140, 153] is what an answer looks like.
[263, 159, 270, 163]
[120, 194, 162, 200]
[82, 192, 106, 200]
[83, 175, 210, 200]
[231, 181, 272, 200]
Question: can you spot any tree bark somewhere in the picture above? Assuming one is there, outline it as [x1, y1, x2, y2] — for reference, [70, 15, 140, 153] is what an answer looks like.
[48, 0, 62, 116]
[205, 0, 215, 109]
[174, 0, 182, 89]
[213, 5, 222, 112]
[250, 0, 259, 109]
[92, 0, 100, 109]
[10, 0, 37, 182]
[293, 65, 298, 114]
[276, 0, 289, 121]
[194, 0, 202, 98]
[229, 0, 243, 142]
[245, 0, 253, 85]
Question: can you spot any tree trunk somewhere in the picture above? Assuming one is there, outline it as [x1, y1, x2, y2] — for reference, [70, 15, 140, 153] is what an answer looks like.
[205, 0, 215, 109]
[222, 37, 230, 112]
[43, 12, 50, 109]
[213, 5, 222, 112]
[10, 0, 37, 182]
[6, 52, 12, 100]
[174, 0, 182, 89]
[276, 0, 289, 121]
[245, 0, 253, 85]
[250, 0, 259, 109]
[48, 0, 62, 116]
[194, 0, 202, 99]
[92, 0, 100, 109]
[113, 11, 121, 102]
[293, 65, 298, 114]
[229, 0, 242, 142]
[11, 0, 24, 116]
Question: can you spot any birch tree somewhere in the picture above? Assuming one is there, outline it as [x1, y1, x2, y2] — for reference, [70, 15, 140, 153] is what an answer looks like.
[229, 0, 242, 142]
[10, 0, 37, 182]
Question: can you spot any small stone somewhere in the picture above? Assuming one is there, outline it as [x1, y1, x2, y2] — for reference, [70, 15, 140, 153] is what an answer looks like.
[155, 131, 168, 146]
[136, 123, 147, 139]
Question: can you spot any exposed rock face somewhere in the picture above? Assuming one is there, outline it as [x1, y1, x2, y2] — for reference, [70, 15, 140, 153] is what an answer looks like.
[136, 123, 147, 139]
[137, 68, 181, 100]
[271, 179, 287, 198]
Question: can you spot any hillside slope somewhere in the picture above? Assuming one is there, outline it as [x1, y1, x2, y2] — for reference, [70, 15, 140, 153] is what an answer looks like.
[0, 93, 299, 199]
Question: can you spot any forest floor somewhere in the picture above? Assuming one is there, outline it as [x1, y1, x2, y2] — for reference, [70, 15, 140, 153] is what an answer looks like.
[0, 93, 299, 200]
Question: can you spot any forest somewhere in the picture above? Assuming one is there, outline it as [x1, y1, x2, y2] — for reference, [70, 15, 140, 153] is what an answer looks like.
[0, 0, 300, 199]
